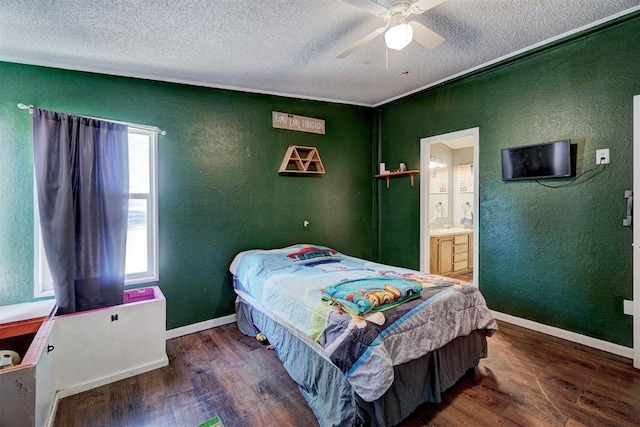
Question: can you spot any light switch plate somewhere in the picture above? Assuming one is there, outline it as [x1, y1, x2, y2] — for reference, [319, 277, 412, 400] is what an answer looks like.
[624, 299, 633, 316]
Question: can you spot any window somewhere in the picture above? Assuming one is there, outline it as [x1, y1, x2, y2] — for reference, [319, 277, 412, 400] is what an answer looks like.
[34, 126, 159, 297]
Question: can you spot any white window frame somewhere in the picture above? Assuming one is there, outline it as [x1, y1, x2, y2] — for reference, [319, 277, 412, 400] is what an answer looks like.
[34, 125, 159, 297]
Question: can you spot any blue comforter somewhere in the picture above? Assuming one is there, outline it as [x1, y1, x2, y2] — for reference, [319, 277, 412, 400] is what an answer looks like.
[230, 244, 497, 402]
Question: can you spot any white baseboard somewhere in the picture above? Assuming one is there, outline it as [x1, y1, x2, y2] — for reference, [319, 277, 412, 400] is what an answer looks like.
[491, 310, 634, 359]
[45, 357, 169, 427]
[44, 396, 59, 427]
[56, 357, 169, 399]
[165, 313, 236, 340]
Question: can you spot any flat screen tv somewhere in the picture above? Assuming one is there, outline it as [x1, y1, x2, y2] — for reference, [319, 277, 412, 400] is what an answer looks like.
[501, 140, 571, 181]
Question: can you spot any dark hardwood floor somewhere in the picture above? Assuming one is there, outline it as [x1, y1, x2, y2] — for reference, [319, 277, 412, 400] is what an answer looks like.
[54, 320, 640, 427]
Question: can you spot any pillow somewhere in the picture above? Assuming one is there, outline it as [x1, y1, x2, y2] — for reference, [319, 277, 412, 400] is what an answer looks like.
[286, 245, 342, 266]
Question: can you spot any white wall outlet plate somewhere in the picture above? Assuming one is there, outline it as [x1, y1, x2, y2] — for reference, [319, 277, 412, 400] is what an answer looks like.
[596, 148, 610, 165]
[624, 299, 633, 316]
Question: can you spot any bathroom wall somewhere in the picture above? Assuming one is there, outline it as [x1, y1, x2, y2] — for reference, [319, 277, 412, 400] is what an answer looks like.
[428, 143, 453, 226]
[428, 144, 474, 228]
[452, 147, 474, 225]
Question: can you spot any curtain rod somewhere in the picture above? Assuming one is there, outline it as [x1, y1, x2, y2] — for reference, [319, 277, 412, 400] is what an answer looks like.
[17, 103, 166, 135]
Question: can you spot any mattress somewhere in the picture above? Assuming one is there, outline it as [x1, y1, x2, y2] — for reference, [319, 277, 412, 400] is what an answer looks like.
[230, 244, 497, 404]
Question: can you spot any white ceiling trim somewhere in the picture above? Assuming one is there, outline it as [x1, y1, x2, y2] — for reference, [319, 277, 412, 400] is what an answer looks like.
[2, 3, 639, 108]
[0, 54, 374, 108]
[374, 5, 640, 107]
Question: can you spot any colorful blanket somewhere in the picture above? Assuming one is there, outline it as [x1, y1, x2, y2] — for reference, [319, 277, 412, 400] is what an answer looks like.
[321, 277, 422, 316]
[230, 244, 497, 402]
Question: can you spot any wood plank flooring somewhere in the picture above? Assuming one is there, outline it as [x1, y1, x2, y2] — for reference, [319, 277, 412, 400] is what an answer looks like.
[54, 320, 640, 427]
[451, 270, 473, 282]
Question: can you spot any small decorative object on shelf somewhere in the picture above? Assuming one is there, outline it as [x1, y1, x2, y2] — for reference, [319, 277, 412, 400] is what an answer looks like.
[375, 169, 420, 188]
[279, 145, 325, 174]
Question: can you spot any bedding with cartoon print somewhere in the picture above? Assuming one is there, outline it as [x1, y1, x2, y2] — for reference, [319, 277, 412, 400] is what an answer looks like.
[229, 244, 497, 402]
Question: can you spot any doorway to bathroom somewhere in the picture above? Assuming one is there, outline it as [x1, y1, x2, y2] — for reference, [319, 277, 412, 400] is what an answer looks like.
[419, 128, 479, 284]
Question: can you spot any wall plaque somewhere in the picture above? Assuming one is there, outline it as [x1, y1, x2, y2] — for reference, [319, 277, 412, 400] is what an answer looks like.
[272, 111, 325, 135]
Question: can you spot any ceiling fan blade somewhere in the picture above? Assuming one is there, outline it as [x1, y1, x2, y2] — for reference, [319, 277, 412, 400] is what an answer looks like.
[342, 0, 388, 16]
[411, 0, 447, 14]
[336, 27, 386, 58]
[409, 21, 444, 49]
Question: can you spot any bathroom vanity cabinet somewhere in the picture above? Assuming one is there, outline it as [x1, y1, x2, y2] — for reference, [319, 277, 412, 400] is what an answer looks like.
[0, 286, 167, 427]
[430, 231, 473, 276]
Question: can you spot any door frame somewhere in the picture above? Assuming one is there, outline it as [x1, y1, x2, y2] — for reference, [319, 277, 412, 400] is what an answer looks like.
[633, 95, 640, 368]
[420, 127, 479, 284]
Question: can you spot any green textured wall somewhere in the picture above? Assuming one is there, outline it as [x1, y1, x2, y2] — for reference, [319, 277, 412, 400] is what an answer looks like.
[377, 15, 640, 347]
[2, 15, 638, 347]
[0, 63, 375, 329]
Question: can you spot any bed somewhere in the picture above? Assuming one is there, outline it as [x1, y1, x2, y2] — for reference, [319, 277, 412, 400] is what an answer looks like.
[229, 244, 497, 427]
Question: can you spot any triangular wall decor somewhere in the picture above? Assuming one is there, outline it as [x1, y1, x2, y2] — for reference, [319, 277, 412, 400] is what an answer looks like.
[279, 145, 325, 174]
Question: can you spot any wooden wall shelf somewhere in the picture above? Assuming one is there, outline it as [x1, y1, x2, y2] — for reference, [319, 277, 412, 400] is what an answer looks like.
[279, 145, 325, 174]
[375, 170, 419, 188]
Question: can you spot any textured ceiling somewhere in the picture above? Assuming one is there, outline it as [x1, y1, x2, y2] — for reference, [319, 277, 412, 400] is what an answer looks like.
[1, 0, 639, 106]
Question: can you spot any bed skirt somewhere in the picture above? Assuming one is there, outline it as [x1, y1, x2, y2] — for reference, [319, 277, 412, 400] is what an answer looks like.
[235, 297, 488, 427]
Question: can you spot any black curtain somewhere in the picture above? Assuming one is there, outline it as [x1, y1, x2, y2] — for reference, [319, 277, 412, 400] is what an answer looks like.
[33, 108, 129, 314]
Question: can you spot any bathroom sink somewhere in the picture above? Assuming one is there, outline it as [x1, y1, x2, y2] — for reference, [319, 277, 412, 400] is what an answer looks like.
[429, 228, 472, 237]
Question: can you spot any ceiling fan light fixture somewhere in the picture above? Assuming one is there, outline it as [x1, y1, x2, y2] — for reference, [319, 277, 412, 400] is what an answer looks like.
[385, 23, 413, 50]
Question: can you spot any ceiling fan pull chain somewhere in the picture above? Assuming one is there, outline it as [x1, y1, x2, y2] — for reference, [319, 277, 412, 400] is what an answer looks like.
[386, 46, 389, 70]
[405, 44, 408, 68]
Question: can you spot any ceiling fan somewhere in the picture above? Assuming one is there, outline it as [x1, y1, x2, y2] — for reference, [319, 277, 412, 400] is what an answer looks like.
[337, 0, 446, 59]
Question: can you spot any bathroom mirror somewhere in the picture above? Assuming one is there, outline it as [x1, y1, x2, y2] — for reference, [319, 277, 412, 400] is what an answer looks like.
[428, 143, 474, 228]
